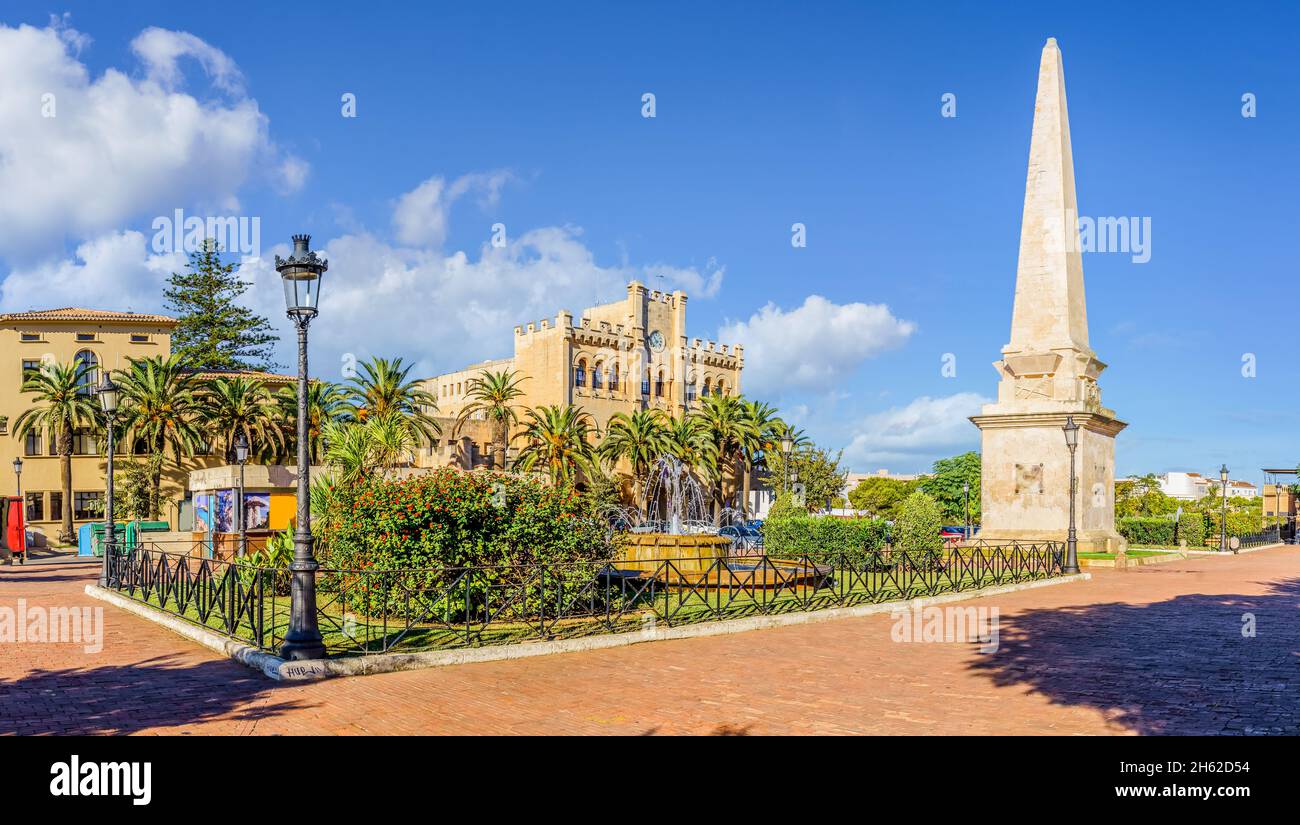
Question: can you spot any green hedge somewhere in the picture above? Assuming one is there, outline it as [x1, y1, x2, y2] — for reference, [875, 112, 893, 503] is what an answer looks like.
[761, 515, 887, 564]
[1117, 517, 1175, 546]
[1177, 511, 1205, 547]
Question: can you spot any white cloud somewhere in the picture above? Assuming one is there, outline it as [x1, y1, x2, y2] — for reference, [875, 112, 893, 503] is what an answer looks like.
[0, 230, 183, 316]
[242, 223, 680, 378]
[718, 295, 915, 395]
[392, 171, 512, 247]
[0, 20, 303, 261]
[844, 392, 989, 466]
[130, 27, 245, 95]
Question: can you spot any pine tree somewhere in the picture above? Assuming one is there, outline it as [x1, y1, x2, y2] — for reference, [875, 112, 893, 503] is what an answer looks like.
[164, 239, 279, 371]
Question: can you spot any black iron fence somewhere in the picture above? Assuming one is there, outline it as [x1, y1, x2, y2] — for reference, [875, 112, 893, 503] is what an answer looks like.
[1235, 525, 1281, 550]
[103, 540, 1064, 657]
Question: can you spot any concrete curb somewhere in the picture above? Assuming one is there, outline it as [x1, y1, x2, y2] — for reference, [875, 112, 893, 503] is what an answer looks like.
[88, 572, 1091, 681]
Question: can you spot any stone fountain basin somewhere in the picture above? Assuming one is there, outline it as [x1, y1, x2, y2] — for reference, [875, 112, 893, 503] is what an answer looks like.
[616, 533, 827, 587]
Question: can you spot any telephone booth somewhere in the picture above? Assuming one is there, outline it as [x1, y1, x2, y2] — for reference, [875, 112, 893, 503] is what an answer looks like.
[0, 496, 24, 564]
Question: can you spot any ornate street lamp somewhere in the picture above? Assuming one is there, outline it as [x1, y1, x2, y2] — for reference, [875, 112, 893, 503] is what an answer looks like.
[234, 431, 249, 559]
[963, 480, 971, 541]
[97, 375, 120, 586]
[276, 234, 327, 660]
[12, 458, 23, 564]
[1219, 463, 1230, 554]
[1061, 415, 1080, 574]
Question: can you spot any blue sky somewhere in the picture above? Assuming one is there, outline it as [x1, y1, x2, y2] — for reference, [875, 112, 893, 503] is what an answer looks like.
[1, 1, 1296, 484]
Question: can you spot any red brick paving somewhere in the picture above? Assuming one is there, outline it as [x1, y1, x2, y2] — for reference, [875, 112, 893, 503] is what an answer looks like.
[2, 548, 1297, 735]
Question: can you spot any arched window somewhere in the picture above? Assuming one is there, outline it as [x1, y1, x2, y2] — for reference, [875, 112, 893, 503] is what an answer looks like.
[574, 359, 587, 387]
[654, 371, 664, 397]
[74, 350, 99, 396]
[702, 378, 712, 397]
[716, 380, 726, 396]
[592, 362, 604, 390]
[641, 372, 650, 397]
[609, 363, 620, 391]
[686, 381, 697, 403]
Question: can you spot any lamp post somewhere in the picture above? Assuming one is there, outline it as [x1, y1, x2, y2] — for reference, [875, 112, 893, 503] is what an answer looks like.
[963, 480, 971, 541]
[1061, 415, 1080, 574]
[96, 375, 120, 586]
[234, 431, 249, 559]
[1219, 463, 1230, 554]
[276, 234, 327, 660]
[12, 458, 23, 564]
[779, 435, 793, 495]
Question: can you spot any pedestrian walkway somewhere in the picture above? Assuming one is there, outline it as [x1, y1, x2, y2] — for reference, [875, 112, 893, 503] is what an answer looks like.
[1, 547, 1296, 735]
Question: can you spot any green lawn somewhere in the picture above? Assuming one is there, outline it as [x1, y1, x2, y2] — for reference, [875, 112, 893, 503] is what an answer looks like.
[1078, 550, 1169, 560]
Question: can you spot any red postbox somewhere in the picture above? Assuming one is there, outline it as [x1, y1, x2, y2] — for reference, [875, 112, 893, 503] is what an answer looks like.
[1, 496, 24, 564]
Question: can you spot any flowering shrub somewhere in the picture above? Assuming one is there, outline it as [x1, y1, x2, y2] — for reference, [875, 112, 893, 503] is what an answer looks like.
[321, 469, 613, 570]
[317, 469, 615, 619]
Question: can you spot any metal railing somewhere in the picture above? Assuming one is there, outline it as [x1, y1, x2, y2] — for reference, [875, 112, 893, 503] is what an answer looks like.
[102, 540, 1064, 657]
[1235, 525, 1281, 550]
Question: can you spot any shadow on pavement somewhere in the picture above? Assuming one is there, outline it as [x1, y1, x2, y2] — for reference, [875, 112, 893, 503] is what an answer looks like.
[967, 577, 1300, 734]
[0, 654, 308, 735]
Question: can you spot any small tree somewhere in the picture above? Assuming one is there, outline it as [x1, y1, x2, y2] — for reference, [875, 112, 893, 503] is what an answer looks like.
[847, 476, 919, 519]
[765, 491, 808, 522]
[164, 239, 279, 371]
[115, 456, 162, 522]
[893, 491, 943, 562]
[919, 451, 981, 524]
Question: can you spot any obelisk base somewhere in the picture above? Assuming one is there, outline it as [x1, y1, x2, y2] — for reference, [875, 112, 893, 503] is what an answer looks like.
[970, 410, 1128, 554]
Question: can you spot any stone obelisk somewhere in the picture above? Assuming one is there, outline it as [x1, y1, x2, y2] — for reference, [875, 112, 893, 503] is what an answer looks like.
[970, 38, 1127, 552]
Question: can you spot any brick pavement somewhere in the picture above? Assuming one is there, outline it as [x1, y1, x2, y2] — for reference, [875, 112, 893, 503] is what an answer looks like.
[1, 548, 1296, 735]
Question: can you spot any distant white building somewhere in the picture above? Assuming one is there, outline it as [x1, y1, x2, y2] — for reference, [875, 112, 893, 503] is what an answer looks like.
[1159, 472, 1258, 501]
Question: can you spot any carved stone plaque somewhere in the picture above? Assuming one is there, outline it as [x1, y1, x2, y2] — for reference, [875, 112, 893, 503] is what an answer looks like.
[1014, 463, 1044, 495]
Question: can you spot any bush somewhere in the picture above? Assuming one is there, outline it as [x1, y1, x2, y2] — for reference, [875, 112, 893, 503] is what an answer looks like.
[893, 491, 943, 563]
[761, 514, 888, 564]
[319, 469, 615, 617]
[323, 469, 612, 570]
[1117, 516, 1176, 546]
[1177, 511, 1205, 547]
[765, 491, 808, 522]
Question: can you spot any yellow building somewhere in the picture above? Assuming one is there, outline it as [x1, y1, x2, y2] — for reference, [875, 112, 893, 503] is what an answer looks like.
[0, 308, 184, 541]
[0, 308, 295, 543]
[420, 281, 744, 468]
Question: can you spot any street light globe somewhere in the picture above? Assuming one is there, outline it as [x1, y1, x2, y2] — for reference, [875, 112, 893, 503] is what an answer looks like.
[1062, 415, 1080, 449]
[1219, 464, 1229, 484]
[234, 432, 250, 464]
[780, 435, 793, 454]
[96, 374, 120, 415]
[11, 457, 21, 476]
[276, 234, 328, 318]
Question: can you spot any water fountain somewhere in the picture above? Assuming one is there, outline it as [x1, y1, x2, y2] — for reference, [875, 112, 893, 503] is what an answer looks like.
[615, 456, 736, 573]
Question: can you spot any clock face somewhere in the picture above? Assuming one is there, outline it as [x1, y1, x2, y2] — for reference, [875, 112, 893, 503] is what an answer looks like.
[648, 330, 665, 352]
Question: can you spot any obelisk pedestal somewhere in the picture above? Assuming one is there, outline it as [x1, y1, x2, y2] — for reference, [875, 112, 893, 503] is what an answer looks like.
[970, 38, 1127, 553]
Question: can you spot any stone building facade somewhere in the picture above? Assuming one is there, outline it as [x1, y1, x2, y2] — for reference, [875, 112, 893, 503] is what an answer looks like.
[419, 281, 744, 469]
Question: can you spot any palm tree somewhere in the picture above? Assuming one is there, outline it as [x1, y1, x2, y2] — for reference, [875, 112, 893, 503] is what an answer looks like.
[739, 400, 783, 517]
[274, 380, 347, 463]
[599, 410, 671, 513]
[12, 362, 100, 542]
[199, 377, 284, 462]
[663, 413, 717, 488]
[320, 419, 375, 485]
[512, 405, 597, 486]
[690, 393, 759, 521]
[344, 356, 440, 443]
[455, 369, 527, 470]
[115, 355, 205, 519]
